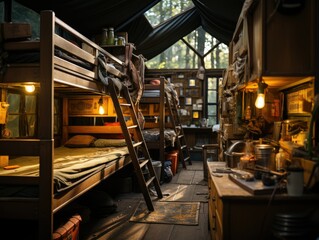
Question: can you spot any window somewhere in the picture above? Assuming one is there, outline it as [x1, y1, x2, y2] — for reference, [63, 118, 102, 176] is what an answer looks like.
[206, 77, 221, 126]
[0, 1, 40, 38]
[6, 91, 61, 138]
[144, 0, 194, 27]
[146, 26, 229, 69]
[6, 92, 37, 137]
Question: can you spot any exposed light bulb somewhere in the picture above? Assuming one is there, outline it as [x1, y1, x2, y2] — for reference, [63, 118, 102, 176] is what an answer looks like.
[98, 105, 105, 115]
[25, 85, 35, 93]
[98, 97, 105, 115]
[255, 93, 265, 109]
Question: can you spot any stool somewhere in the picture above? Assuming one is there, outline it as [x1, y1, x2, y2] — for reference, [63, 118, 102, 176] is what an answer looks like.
[202, 144, 219, 181]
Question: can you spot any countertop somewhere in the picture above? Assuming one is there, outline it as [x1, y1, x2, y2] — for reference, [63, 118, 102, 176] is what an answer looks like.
[207, 162, 319, 201]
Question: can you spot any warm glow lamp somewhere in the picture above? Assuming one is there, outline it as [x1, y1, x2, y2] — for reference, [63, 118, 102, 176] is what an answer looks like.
[98, 97, 105, 115]
[25, 85, 35, 93]
[255, 82, 268, 109]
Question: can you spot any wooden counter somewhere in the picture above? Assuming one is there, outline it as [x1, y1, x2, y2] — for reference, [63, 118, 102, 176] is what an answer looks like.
[207, 162, 319, 240]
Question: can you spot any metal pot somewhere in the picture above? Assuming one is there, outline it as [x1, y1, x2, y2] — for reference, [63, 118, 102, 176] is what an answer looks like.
[254, 144, 275, 170]
[224, 141, 246, 168]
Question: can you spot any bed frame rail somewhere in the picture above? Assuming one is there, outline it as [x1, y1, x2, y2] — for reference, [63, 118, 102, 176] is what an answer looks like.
[0, 10, 129, 239]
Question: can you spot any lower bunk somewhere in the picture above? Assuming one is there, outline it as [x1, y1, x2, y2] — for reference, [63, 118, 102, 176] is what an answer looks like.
[0, 138, 131, 219]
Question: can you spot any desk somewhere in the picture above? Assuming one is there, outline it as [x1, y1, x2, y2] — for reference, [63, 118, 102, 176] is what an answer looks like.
[182, 126, 217, 161]
[207, 162, 319, 240]
[182, 126, 217, 147]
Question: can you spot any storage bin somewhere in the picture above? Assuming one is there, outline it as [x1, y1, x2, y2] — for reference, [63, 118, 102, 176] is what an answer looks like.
[152, 160, 162, 180]
[53, 215, 81, 240]
[165, 151, 178, 175]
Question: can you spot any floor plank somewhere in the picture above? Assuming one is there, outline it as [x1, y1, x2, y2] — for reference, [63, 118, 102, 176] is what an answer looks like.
[80, 161, 211, 240]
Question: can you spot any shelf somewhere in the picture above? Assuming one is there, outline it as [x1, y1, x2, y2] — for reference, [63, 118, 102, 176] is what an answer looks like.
[67, 125, 123, 134]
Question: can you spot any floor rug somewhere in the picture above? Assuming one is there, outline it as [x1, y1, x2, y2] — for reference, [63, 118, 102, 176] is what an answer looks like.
[129, 201, 200, 226]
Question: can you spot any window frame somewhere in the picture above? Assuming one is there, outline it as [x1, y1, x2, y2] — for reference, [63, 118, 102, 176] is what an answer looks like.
[205, 71, 224, 126]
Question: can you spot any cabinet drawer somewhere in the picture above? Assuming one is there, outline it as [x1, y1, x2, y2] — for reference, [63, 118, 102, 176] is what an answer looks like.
[215, 209, 223, 240]
[215, 194, 223, 224]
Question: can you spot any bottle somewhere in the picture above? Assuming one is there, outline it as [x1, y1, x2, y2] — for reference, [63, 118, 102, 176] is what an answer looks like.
[107, 27, 114, 45]
[275, 148, 285, 171]
[100, 28, 108, 46]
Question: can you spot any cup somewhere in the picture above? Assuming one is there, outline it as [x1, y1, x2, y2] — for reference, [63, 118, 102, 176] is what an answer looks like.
[286, 166, 304, 196]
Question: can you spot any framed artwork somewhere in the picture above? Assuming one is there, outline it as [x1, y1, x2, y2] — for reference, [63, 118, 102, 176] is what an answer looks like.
[192, 111, 199, 119]
[188, 78, 196, 87]
[185, 88, 199, 97]
[69, 98, 97, 115]
[185, 97, 192, 106]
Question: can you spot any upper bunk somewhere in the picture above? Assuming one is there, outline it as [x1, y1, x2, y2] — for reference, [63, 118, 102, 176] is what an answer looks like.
[0, 10, 125, 96]
[139, 77, 180, 162]
[0, 10, 135, 230]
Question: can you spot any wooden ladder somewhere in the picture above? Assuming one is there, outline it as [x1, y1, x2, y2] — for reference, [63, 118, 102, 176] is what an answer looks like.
[108, 80, 163, 211]
[165, 92, 192, 170]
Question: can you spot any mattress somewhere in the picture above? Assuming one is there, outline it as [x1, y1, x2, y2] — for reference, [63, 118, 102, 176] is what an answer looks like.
[0, 146, 129, 196]
[142, 128, 176, 147]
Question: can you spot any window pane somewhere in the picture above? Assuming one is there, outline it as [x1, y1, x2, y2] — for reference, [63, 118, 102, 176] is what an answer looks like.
[146, 27, 229, 69]
[25, 95, 36, 113]
[208, 105, 217, 116]
[7, 94, 20, 114]
[26, 115, 36, 136]
[208, 77, 217, 90]
[145, 0, 194, 27]
[208, 116, 217, 126]
[207, 91, 217, 103]
[6, 115, 19, 137]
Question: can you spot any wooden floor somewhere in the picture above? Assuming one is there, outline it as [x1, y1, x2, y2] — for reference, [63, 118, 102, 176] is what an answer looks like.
[80, 161, 211, 240]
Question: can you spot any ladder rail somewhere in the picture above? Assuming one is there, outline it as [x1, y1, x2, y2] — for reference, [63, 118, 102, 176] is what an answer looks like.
[165, 92, 191, 170]
[108, 80, 163, 211]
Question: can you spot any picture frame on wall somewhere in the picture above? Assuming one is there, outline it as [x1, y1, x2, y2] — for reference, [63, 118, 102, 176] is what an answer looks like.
[185, 97, 192, 105]
[188, 78, 196, 87]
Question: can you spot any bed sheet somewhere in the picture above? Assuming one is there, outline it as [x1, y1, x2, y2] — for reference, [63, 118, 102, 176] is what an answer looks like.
[142, 128, 176, 147]
[0, 146, 129, 196]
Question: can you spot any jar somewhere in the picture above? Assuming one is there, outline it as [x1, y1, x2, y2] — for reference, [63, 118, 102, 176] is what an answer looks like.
[275, 148, 285, 171]
[100, 28, 108, 46]
[107, 27, 114, 45]
[114, 37, 118, 45]
[118, 36, 126, 46]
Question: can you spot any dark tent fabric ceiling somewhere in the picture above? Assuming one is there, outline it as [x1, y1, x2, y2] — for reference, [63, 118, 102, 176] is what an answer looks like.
[5, 0, 245, 60]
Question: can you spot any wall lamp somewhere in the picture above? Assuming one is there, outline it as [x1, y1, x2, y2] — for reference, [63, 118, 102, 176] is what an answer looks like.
[24, 84, 35, 93]
[255, 81, 268, 109]
[98, 96, 105, 115]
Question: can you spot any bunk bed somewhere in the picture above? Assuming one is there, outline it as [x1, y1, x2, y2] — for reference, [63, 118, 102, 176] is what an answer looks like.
[140, 77, 179, 163]
[0, 10, 137, 239]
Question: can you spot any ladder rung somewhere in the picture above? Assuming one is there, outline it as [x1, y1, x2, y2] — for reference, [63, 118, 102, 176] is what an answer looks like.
[146, 176, 156, 187]
[181, 145, 187, 149]
[133, 141, 143, 148]
[178, 135, 184, 138]
[183, 156, 190, 162]
[120, 103, 132, 107]
[127, 125, 138, 129]
[139, 159, 150, 168]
